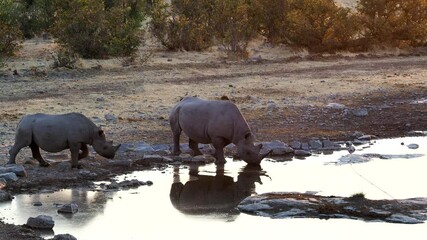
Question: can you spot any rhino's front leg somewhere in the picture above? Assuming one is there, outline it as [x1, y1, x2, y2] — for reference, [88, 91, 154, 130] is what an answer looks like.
[70, 143, 82, 168]
[212, 137, 227, 165]
[78, 144, 89, 160]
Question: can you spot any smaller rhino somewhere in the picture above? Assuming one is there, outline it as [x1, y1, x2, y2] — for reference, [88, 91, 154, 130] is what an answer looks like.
[8, 113, 120, 168]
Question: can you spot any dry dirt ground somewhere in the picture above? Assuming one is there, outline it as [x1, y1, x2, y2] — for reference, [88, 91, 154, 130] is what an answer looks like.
[1, 38, 427, 239]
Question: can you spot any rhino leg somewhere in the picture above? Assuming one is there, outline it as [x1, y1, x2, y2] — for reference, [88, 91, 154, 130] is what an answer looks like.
[8, 128, 32, 165]
[78, 144, 89, 160]
[189, 139, 203, 156]
[212, 137, 227, 165]
[70, 143, 82, 168]
[30, 142, 50, 167]
[8, 142, 28, 165]
[171, 129, 182, 156]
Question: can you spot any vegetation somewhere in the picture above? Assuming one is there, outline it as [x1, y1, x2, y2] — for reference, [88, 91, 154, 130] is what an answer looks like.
[3, 0, 427, 61]
[53, 0, 146, 58]
[0, 0, 23, 61]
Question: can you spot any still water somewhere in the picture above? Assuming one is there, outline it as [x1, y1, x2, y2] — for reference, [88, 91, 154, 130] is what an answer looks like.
[1, 136, 427, 239]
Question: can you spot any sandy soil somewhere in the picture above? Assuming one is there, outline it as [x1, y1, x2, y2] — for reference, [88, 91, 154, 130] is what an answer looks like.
[1, 38, 427, 239]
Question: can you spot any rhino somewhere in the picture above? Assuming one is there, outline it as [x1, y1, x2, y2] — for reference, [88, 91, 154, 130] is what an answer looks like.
[8, 113, 120, 168]
[169, 96, 270, 165]
[170, 164, 265, 215]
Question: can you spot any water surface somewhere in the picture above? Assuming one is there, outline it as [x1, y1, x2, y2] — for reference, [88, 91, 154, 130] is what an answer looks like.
[1, 136, 426, 239]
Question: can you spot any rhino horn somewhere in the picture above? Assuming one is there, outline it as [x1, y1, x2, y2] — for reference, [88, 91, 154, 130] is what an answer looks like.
[259, 149, 273, 160]
[114, 144, 121, 152]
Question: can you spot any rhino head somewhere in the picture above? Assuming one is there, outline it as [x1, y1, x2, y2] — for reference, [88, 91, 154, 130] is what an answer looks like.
[237, 133, 271, 165]
[92, 129, 121, 159]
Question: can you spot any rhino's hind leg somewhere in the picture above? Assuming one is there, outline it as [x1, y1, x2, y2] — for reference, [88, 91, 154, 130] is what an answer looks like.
[8, 143, 28, 165]
[189, 139, 203, 156]
[78, 144, 89, 160]
[30, 142, 50, 167]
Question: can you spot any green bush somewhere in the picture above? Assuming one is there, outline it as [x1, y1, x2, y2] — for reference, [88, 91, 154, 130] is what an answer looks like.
[0, 0, 23, 59]
[18, 0, 56, 38]
[211, 0, 256, 57]
[150, 0, 213, 51]
[53, 0, 145, 59]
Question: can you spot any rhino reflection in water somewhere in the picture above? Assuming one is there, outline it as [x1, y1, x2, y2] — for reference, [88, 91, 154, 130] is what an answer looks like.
[170, 165, 268, 216]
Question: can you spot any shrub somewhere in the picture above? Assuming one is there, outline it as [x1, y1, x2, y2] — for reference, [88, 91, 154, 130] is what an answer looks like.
[0, 0, 23, 58]
[18, 0, 56, 38]
[211, 0, 256, 57]
[249, 0, 290, 44]
[53, 0, 146, 59]
[357, 0, 427, 48]
[286, 0, 359, 53]
[150, 0, 213, 51]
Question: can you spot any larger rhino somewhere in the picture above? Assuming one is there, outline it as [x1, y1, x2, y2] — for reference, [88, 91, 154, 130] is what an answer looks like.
[8, 113, 120, 168]
[169, 96, 270, 165]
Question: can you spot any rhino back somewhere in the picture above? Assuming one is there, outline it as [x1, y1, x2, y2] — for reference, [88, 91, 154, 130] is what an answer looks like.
[27, 113, 96, 152]
[176, 97, 250, 144]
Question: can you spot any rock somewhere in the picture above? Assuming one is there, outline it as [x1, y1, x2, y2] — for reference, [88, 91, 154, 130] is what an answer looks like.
[321, 140, 339, 150]
[107, 159, 133, 167]
[142, 154, 164, 162]
[407, 143, 419, 149]
[294, 150, 312, 157]
[58, 203, 79, 214]
[104, 113, 118, 122]
[267, 100, 278, 111]
[290, 141, 302, 150]
[353, 139, 369, 145]
[0, 165, 27, 177]
[26, 215, 55, 229]
[0, 190, 12, 202]
[301, 143, 310, 150]
[351, 131, 365, 138]
[33, 201, 43, 206]
[0, 178, 6, 189]
[52, 234, 78, 240]
[352, 108, 369, 117]
[53, 161, 72, 172]
[107, 181, 120, 189]
[0, 172, 18, 182]
[308, 139, 322, 150]
[260, 140, 294, 156]
[326, 103, 346, 109]
[133, 142, 155, 153]
[357, 135, 377, 141]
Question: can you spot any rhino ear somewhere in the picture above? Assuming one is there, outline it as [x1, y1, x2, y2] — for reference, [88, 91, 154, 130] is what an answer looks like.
[98, 130, 104, 137]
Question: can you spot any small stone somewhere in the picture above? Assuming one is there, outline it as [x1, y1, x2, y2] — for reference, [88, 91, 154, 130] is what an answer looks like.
[352, 108, 369, 117]
[290, 141, 302, 149]
[357, 135, 376, 141]
[52, 234, 78, 240]
[294, 150, 312, 157]
[58, 203, 79, 214]
[0, 165, 27, 177]
[105, 113, 118, 122]
[26, 215, 55, 229]
[0, 190, 12, 202]
[308, 140, 322, 149]
[33, 201, 43, 206]
[142, 154, 164, 162]
[326, 103, 346, 109]
[407, 143, 419, 149]
[0, 173, 18, 182]
[301, 143, 310, 150]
